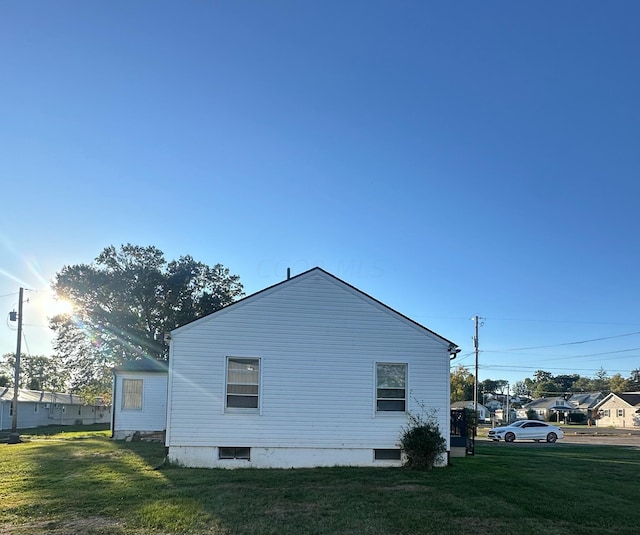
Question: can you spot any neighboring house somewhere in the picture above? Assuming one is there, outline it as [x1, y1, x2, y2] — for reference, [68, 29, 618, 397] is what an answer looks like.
[568, 392, 603, 420]
[0, 387, 109, 430]
[166, 267, 458, 469]
[484, 399, 503, 412]
[111, 359, 169, 440]
[593, 392, 640, 428]
[451, 401, 489, 422]
[522, 397, 574, 421]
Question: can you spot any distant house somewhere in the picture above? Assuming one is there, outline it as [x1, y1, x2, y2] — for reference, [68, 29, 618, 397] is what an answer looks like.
[484, 399, 503, 412]
[166, 267, 458, 469]
[593, 392, 640, 428]
[567, 392, 603, 420]
[451, 401, 489, 422]
[111, 359, 168, 440]
[0, 387, 109, 430]
[522, 397, 574, 421]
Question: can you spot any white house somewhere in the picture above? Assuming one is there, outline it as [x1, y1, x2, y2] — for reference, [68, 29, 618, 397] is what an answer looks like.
[111, 359, 169, 440]
[166, 267, 458, 469]
[0, 387, 109, 430]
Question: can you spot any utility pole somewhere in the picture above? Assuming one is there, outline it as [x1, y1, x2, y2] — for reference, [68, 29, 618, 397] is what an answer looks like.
[473, 316, 478, 415]
[9, 287, 24, 444]
[472, 315, 482, 416]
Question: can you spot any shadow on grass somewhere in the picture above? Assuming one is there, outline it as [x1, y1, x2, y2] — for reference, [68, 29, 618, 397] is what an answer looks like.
[3, 439, 640, 535]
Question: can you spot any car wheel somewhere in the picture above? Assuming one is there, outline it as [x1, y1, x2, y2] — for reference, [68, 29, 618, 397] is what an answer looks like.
[546, 432, 557, 443]
[504, 432, 515, 443]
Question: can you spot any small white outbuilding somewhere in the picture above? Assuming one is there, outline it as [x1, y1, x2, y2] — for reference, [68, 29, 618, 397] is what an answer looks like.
[166, 267, 458, 469]
[111, 359, 168, 440]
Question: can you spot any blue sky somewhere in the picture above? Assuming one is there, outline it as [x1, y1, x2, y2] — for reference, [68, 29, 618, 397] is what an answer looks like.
[1, 1, 639, 389]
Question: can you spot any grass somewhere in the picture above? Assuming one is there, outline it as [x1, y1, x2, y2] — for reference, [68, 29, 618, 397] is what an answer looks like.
[1, 430, 639, 535]
[0, 423, 111, 442]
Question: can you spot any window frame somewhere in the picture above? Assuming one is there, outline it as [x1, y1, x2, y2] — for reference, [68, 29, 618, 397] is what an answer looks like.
[219, 447, 251, 460]
[375, 362, 408, 413]
[225, 357, 261, 412]
[374, 448, 402, 461]
[121, 378, 143, 411]
[617, 408, 625, 417]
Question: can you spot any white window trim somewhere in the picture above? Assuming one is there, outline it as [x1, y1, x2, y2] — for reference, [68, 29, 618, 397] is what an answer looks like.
[374, 361, 408, 416]
[224, 356, 262, 415]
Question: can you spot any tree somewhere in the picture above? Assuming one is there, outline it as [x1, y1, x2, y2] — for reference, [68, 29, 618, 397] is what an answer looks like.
[51, 244, 244, 397]
[592, 367, 609, 393]
[450, 365, 475, 402]
[555, 374, 579, 392]
[628, 368, 640, 391]
[479, 378, 499, 395]
[512, 380, 530, 398]
[533, 380, 560, 398]
[572, 376, 594, 392]
[608, 373, 630, 393]
[533, 370, 553, 383]
[0, 353, 68, 391]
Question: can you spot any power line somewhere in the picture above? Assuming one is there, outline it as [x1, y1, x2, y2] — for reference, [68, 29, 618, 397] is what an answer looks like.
[481, 364, 634, 375]
[484, 316, 640, 327]
[483, 330, 640, 353]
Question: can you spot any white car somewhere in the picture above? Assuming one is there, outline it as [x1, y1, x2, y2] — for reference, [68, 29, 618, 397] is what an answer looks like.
[488, 420, 564, 443]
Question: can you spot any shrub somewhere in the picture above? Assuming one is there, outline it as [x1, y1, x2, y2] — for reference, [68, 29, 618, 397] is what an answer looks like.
[399, 410, 446, 470]
[567, 412, 586, 424]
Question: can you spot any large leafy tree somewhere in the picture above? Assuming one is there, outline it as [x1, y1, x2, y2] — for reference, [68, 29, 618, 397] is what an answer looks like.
[0, 354, 68, 391]
[50, 244, 244, 396]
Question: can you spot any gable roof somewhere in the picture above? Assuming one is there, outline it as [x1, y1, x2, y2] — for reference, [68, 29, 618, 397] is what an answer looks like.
[594, 392, 640, 410]
[524, 397, 573, 410]
[568, 392, 603, 409]
[171, 267, 457, 349]
[451, 401, 488, 412]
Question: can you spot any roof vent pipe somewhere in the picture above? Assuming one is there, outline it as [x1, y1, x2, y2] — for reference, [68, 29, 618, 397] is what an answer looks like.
[287, 267, 291, 280]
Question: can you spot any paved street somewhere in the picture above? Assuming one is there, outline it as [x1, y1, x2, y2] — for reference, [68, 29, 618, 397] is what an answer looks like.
[558, 427, 640, 446]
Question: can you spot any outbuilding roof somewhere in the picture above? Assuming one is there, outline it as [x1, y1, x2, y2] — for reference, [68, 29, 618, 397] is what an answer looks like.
[113, 358, 169, 373]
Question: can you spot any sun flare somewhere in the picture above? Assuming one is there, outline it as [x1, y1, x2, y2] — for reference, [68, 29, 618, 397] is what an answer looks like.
[46, 295, 74, 318]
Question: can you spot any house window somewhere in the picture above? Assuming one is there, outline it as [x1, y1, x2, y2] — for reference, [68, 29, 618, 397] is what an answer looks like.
[226, 357, 260, 409]
[219, 447, 251, 460]
[376, 363, 407, 412]
[602, 409, 610, 417]
[374, 449, 402, 460]
[617, 408, 625, 417]
[121, 379, 143, 410]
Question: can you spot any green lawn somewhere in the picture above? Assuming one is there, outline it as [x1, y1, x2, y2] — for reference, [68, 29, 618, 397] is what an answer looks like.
[1, 429, 638, 535]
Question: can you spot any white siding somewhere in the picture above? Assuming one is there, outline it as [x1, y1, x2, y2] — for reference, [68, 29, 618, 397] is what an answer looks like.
[167, 270, 451, 468]
[112, 372, 168, 438]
